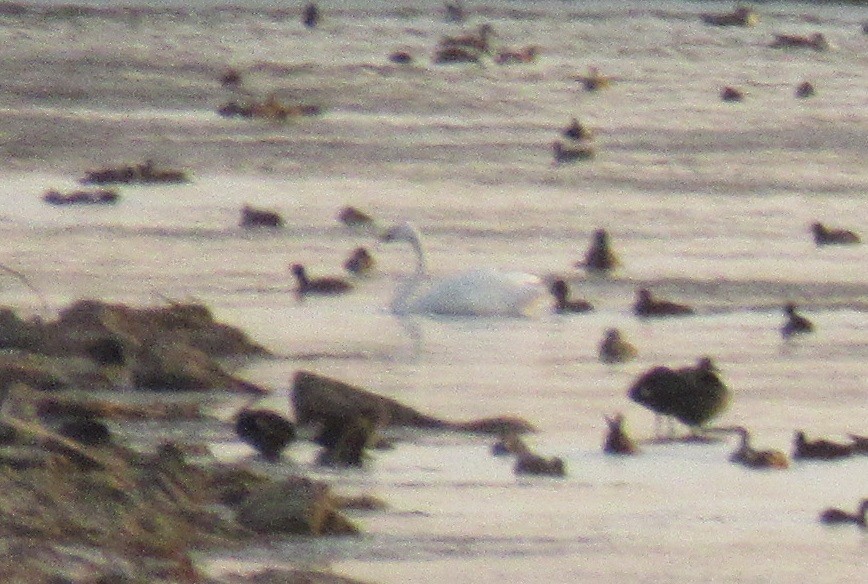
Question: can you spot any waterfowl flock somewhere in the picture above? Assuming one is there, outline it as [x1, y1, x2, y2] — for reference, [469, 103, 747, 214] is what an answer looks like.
[7, 3, 865, 579]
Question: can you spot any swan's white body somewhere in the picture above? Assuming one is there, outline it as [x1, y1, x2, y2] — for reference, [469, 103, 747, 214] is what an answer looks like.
[381, 221, 547, 317]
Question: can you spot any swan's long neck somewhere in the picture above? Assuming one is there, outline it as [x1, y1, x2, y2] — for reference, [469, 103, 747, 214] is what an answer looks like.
[391, 226, 428, 315]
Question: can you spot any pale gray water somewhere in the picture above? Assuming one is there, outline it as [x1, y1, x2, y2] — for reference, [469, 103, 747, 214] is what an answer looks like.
[0, 1, 866, 582]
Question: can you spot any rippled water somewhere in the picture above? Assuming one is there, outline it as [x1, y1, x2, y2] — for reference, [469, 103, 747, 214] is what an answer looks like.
[1, 1, 866, 583]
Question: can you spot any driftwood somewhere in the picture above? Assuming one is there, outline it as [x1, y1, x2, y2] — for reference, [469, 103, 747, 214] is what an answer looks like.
[291, 370, 535, 435]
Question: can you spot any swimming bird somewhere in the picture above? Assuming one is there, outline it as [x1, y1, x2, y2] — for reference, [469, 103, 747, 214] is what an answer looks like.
[514, 452, 566, 477]
[721, 86, 745, 102]
[343, 246, 375, 276]
[291, 264, 353, 297]
[795, 81, 816, 98]
[628, 357, 730, 437]
[561, 117, 593, 141]
[379, 221, 547, 317]
[819, 499, 868, 527]
[633, 289, 695, 318]
[577, 66, 611, 91]
[552, 140, 594, 164]
[235, 409, 297, 462]
[302, 3, 319, 28]
[603, 413, 639, 455]
[770, 33, 831, 51]
[781, 302, 813, 338]
[848, 434, 868, 454]
[598, 328, 637, 364]
[811, 222, 860, 245]
[576, 228, 619, 273]
[240, 204, 284, 228]
[792, 431, 853, 460]
[549, 279, 593, 314]
[700, 6, 759, 27]
[728, 426, 789, 469]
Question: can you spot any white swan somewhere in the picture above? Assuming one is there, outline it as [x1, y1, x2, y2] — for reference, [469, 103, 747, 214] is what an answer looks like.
[379, 221, 547, 317]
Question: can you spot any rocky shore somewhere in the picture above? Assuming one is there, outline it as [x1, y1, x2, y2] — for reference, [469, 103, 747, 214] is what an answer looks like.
[0, 298, 535, 583]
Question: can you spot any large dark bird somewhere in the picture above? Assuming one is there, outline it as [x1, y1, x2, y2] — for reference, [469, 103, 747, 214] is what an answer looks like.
[235, 409, 296, 462]
[819, 499, 868, 527]
[628, 357, 730, 436]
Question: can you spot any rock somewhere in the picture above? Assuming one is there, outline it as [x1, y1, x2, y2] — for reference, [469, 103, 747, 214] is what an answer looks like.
[292, 370, 535, 435]
[235, 476, 359, 536]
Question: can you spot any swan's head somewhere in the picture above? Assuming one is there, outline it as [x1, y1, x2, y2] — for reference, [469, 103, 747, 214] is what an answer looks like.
[380, 221, 420, 244]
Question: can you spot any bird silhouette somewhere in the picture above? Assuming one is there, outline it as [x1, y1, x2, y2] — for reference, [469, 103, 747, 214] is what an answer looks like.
[549, 279, 593, 313]
[633, 289, 695, 317]
[781, 303, 814, 338]
[819, 499, 868, 527]
[576, 228, 619, 273]
[235, 409, 296, 462]
[291, 264, 353, 297]
[628, 357, 730, 437]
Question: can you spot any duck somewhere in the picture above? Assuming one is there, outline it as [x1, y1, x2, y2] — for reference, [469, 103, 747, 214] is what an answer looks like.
[302, 3, 319, 28]
[781, 302, 814, 338]
[235, 409, 297, 462]
[792, 431, 853, 460]
[602, 413, 639, 455]
[514, 452, 566, 477]
[700, 6, 759, 27]
[577, 66, 611, 91]
[379, 221, 547, 317]
[291, 264, 353, 297]
[628, 356, 730, 437]
[728, 426, 789, 469]
[598, 328, 637, 364]
[549, 279, 593, 314]
[438, 23, 495, 55]
[811, 222, 860, 245]
[239, 204, 283, 228]
[770, 32, 831, 51]
[721, 86, 745, 102]
[494, 45, 539, 65]
[819, 499, 868, 527]
[336, 205, 377, 231]
[343, 246, 375, 276]
[444, 2, 466, 24]
[795, 81, 816, 98]
[552, 140, 594, 164]
[561, 117, 593, 141]
[576, 228, 619, 273]
[633, 289, 695, 318]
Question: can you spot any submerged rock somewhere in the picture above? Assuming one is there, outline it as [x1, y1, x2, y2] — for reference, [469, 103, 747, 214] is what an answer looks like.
[0, 299, 270, 395]
[292, 370, 535, 435]
[235, 476, 359, 536]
